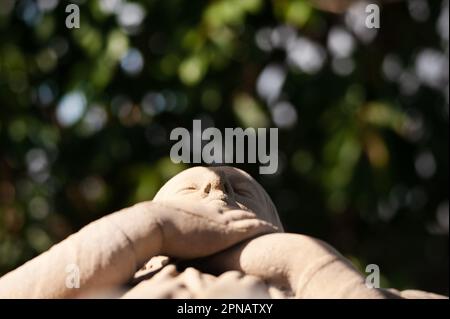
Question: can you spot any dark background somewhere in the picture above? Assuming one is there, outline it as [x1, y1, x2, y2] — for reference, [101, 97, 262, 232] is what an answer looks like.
[0, 0, 448, 295]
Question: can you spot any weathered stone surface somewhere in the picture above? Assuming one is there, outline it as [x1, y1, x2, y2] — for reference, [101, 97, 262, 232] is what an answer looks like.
[0, 166, 446, 299]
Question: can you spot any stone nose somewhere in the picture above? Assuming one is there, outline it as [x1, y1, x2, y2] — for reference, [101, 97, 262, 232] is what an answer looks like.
[204, 179, 226, 195]
[203, 171, 233, 198]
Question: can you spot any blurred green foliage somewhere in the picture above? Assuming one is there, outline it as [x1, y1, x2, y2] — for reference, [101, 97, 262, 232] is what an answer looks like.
[0, 0, 448, 294]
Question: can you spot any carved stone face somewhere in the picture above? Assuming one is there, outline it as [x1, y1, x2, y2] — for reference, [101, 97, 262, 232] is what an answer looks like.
[153, 166, 283, 230]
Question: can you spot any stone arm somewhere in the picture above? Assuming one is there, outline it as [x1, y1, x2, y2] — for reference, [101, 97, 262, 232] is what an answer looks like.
[202, 233, 399, 299]
[0, 200, 275, 298]
[0, 202, 162, 298]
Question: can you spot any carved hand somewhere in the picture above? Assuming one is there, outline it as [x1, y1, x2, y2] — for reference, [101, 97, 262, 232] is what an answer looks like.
[150, 200, 279, 259]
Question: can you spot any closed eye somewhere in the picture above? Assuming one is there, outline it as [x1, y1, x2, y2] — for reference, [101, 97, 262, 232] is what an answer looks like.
[177, 186, 197, 193]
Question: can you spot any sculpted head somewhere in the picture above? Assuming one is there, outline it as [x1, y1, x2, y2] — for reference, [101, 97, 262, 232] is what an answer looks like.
[153, 166, 283, 231]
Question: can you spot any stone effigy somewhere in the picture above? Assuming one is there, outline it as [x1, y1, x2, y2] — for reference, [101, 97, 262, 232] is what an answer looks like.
[0, 166, 446, 299]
